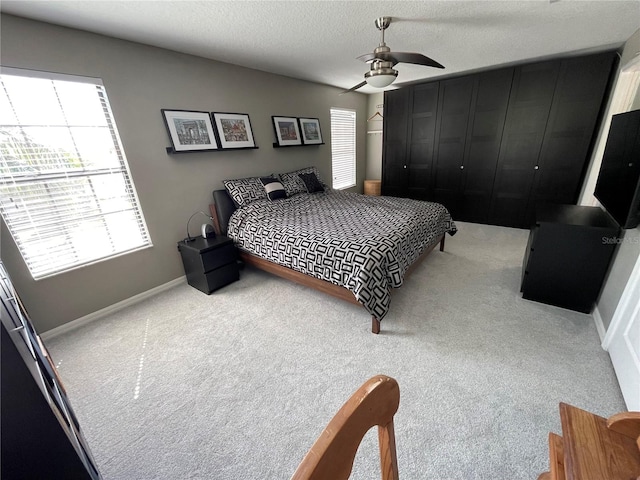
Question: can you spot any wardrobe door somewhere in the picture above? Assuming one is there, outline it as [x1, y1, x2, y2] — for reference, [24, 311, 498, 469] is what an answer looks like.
[527, 52, 616, 224]
[432, 77, 474, 215]
[407, 83, 439, 199]
[382, 88, 410, 197]
[459, 68, 514, 223]
[490, 60, 561, 228]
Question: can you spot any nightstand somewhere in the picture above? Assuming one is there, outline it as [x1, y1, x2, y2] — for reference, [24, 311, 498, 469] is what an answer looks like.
[177, 235, 239, 294]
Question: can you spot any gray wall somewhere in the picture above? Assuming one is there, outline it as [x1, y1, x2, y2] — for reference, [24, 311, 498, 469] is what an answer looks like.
[595, 28, 640, 331]
[634, 83, 640, 110]
[0, 14, 367, 333]
[365, 92, 384, 180]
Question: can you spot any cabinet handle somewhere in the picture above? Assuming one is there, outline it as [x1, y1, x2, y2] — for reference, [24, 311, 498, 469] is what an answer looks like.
[534, 165, 539, 170]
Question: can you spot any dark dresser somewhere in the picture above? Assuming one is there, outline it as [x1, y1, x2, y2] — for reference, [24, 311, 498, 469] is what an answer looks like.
[521, 204, 619, 313]
[1, 262, 101, 479]
[177, 235, 239, 294]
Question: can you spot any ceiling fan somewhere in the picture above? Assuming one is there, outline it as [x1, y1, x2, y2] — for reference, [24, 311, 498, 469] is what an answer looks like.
[343, 16, 444, 93]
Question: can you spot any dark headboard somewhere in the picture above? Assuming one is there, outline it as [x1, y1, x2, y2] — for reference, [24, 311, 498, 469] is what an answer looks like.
[211, 189, 236, 235]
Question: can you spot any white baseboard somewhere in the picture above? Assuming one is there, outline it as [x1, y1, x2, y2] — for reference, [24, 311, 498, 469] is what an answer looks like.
[592, 306, 607, 346]
[41, 276, 186, 341]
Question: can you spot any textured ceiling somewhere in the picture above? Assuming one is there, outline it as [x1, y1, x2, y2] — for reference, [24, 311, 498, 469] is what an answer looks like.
[2, 1, 640, 94]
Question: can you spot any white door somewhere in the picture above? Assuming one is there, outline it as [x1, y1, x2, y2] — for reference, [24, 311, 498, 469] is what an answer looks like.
[603, 254, 640, 411]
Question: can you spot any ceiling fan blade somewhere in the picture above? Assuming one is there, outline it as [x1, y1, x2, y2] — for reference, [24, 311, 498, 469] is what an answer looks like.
[357, 53, 379, 63]
[385, 52, 445, 69]
[340, 81, 367, 94]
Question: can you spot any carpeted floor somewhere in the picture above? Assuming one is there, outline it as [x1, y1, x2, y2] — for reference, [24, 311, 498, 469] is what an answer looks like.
[45, 222, 626, 479]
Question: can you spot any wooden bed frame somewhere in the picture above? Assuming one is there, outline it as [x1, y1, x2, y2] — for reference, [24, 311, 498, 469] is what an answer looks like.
[209, 202, 445, 334]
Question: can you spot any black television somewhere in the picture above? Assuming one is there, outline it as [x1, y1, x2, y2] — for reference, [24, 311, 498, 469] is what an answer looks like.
[594, 108, 640, 229]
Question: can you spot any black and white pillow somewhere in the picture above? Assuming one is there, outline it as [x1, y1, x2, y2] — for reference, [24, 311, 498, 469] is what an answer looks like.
[223, 177, 267, 207]
[278, 166, 326, 196]
[298, 172, 324, 193]
[260, 177, 287, 201]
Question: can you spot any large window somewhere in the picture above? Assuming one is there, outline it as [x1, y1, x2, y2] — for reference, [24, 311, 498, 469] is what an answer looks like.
[330, 108, 356, 189]
[0, 68, 151, 280]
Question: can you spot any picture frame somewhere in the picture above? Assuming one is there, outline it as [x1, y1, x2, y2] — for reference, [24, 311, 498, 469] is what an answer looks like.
[298, 117, 323, 145]
[162, 109, 218, 152]
[211, 112, 256, 149]
[272, 116, 302, 146]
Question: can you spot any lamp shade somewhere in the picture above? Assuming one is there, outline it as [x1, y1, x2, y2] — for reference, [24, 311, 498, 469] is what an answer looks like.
[364, 68, 398, 88]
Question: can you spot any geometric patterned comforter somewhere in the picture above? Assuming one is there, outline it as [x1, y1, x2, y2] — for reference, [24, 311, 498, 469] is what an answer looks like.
[227, 190, 457, 321]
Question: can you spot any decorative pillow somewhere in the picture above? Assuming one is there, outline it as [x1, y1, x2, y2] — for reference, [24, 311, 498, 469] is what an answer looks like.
[223, 177, 267, 207]
[278, 166, 326, 196]
[298, 172, 324, 193]
[260, 177, 287, 201]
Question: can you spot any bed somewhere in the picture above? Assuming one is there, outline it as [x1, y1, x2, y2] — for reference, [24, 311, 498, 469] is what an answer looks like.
[210, 169, 456, 333]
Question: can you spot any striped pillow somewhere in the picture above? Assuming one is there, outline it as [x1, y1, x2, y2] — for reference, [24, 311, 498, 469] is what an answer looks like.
[260, 177, 287, 201]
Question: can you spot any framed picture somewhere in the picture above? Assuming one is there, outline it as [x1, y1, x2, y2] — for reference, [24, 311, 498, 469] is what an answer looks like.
[162, 109, 218, 152]
[298, 118, 323, 145]
[272, 116, 302, 146]
[211, 112, 256, 149]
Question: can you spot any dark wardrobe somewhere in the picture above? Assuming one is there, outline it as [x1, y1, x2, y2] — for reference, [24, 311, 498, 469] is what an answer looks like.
[381, 51, 617, 228]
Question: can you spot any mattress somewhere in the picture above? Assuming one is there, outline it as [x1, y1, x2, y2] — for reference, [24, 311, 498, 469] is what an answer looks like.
[226, 190, 456, 320]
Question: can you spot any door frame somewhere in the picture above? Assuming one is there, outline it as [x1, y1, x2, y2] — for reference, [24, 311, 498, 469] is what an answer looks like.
[601, 247, 640, 410]
[602, 250, 640, 350]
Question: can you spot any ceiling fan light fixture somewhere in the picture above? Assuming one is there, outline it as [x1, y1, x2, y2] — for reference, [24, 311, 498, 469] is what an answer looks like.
[343, 16, 443, 93]
[364, 67, 398, 88]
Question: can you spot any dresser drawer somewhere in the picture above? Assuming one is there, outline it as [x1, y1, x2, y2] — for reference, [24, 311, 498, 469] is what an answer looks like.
[203, 262, 239, 293]
[200, 243, 236, 272]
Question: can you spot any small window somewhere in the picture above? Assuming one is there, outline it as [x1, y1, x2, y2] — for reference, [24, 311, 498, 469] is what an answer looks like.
[330, 108, 356, 189]
[0, 68, 151, 280]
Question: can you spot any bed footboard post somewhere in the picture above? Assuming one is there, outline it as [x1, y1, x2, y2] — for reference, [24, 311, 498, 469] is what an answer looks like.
[372, 317, 380, 334]
[439, 235, 445, 252]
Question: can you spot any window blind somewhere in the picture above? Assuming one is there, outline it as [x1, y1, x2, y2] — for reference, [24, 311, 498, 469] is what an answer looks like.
[330, 108, 356, 190]
[0, 69, 151, 280]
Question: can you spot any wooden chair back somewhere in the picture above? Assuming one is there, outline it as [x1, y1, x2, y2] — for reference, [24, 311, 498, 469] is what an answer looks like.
[290, 375, 400, 480]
